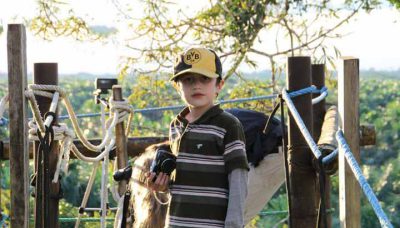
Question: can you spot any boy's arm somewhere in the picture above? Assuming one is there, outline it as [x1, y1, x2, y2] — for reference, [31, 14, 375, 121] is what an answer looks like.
[225, 168, 248, 228]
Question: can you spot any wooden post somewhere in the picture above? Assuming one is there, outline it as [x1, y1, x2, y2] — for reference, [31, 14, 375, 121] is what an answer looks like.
[33, 63, 60, 228]
[7, 24, 30, 228]
[112, 85, 129, 196]
[312, 64, 326, 140]
[312, 64, 331, 228]
[287, 56, 318, 227]
[338, 57, 360, 228]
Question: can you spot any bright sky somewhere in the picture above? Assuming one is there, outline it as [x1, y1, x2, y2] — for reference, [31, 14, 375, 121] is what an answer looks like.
[0, 0, 399, 74]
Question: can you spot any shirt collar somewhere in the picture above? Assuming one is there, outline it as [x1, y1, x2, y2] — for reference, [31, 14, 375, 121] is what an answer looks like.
[176, 104, 223, 125]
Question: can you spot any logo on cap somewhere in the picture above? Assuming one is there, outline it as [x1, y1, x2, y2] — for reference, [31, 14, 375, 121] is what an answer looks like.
[183, 49, 201, 65]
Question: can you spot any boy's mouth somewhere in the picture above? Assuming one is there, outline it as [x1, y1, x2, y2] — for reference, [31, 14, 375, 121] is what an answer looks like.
[191, 93, 204, 97]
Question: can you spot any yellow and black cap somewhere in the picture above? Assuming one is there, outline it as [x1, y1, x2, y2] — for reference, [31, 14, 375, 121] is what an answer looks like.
[171, 47, 222, 81]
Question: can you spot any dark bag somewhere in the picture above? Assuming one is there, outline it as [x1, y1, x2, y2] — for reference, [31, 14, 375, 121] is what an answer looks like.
[226, 108, 283, 167]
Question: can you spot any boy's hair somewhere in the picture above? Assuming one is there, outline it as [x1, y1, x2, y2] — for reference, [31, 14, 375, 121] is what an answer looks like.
[171, 47, 222, 82]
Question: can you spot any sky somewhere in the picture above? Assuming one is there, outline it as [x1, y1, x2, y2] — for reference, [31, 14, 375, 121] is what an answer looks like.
[0, 0, 399, 75]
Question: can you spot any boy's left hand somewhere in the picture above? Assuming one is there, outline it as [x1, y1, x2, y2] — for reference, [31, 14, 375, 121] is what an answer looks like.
[146, 172, 170, 192]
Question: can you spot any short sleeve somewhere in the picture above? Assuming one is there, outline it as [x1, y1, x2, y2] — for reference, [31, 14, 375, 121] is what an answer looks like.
[223, 121, 250, 173]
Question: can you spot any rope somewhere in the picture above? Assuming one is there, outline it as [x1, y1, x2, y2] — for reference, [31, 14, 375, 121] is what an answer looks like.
[0, 94, 8, 125]
[336, 130, 393, 228]
[282, 89, 322, 159]
[312, 87, 328, 105]
[75, 162, 100, 228]
[26, 84, 133, 152]
[113, 195, 125, 228]
[24, 84, 133, 228]
[60, 217, 115, 222]
[322, 149, 338, 165]
[58, 94, 278, 120]
[287, 85, 320, 98]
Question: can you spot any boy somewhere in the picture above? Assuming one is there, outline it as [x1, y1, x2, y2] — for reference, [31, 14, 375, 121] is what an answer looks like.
[148, 47, 249, 228]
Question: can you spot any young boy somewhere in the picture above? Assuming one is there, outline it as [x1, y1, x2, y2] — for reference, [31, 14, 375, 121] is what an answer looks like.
[148, 47, 249, 228]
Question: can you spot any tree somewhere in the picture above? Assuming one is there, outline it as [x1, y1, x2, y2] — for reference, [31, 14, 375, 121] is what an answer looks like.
[27, 0, 398, 88]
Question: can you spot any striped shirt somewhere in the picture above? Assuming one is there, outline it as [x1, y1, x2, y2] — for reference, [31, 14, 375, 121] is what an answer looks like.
[169, 104, 249, 228]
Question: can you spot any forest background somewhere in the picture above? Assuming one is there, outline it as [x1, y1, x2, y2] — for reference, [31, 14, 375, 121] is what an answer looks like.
[0, 0, 400, 227]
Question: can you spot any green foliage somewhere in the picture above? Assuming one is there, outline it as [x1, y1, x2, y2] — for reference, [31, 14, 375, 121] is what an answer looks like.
[388, 0, 400, 8]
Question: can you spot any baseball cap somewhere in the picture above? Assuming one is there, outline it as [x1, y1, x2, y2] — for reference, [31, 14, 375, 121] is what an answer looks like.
[171, 47, 222, 81]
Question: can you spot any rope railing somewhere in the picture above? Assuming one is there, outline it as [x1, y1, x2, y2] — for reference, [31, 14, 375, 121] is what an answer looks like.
[282, 85, 394, 227]
[336, 130, 393, 228]
[58, 94, 278, 120]
[282, 88, 323, 159]
[24, 84, 131, 228]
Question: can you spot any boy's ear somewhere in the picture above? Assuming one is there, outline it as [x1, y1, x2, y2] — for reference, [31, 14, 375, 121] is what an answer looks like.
[217, 79, 224, 90]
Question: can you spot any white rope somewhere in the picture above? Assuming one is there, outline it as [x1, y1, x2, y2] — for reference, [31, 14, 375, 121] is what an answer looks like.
[26, 84, 133, 152]
[100, 155, 109, 228]
[44, 92, 59, 127]
[28, 121, 75, 183]
[25, 84, 133, 227]
[153, 191, 171, 205]
[312, 90, 328, 105]
[113, 194, 125, 228]
[75, 162, 100, 228]
[0, 93, 9, 120]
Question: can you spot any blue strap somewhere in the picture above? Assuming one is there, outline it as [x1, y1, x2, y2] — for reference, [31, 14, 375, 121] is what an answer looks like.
[288, 85, 327, 98]
[0, 117, 8, 127]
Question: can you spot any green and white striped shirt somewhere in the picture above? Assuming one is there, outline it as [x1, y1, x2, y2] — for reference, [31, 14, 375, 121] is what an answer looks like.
[169, 104, 249, 228]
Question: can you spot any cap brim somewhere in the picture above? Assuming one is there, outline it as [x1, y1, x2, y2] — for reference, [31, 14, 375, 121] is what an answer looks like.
[170, 68, 219, 81]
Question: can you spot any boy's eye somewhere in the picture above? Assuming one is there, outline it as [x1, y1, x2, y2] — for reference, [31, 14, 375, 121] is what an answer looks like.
[179, 75, 212, 85]
[182, 77, 194, 84]
[200, 76, 211, 83]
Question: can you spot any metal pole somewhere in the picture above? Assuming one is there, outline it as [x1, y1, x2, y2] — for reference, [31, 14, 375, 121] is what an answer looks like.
[7, 23, 30, 228]
[33, 63, 60, 228]
[286, 56, 318, 227]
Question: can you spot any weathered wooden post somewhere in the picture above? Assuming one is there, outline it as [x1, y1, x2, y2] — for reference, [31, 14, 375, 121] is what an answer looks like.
[112, 85, 129, 196]
[7, 23, 30, 228]
[312, 64, 331, 228]
[33, 63, 60, 228]
[338, 57, 360, 227]
[312, 64, 326, 140]
[287, 56, 318, 227]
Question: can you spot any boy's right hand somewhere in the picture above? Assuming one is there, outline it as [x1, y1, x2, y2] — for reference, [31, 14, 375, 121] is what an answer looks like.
[146, 172, 170, 193]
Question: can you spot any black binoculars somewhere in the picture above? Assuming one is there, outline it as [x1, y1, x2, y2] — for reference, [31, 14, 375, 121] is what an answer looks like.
[150, 148, 177, 182]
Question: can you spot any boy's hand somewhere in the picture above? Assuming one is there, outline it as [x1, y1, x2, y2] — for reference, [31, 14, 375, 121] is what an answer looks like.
[146, 172, 170, 192]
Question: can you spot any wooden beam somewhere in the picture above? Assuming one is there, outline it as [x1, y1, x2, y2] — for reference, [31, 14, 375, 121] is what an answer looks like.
[338, 57, 360, 228]
[33, 63, 60, 228]
[112, 85, 129, 196]
[312, 63, 331, 228]
[7, 23, 30, 228]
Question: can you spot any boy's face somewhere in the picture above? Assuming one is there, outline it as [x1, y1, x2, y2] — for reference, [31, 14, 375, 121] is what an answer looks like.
[175, 72, 223, 110]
